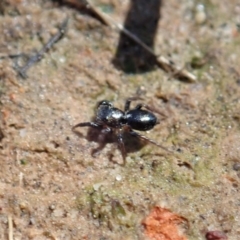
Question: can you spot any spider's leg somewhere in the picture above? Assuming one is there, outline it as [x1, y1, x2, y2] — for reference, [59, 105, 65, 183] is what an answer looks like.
[72, 122, 100, 131]
[129, 130, 173, 154]
[124, 97, 144, 111]
[124, 99, 132, 112]
[116, 129, 126, 164]
[134, 103, 160, 113]
[134, 104, 143, 110]
[92, 127, 112, 157]
[97, 127, 112, 143]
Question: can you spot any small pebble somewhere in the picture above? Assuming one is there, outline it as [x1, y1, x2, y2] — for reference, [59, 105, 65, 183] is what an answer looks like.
[116, 175, 122, 181]
[59, 56, 66, 63]
[93, 183, 102, 191]
[19, 128, 26, 137]
[49, 204, 55, 210]
[206, 230, 228, 240]
[195, 4, 207, 24]
[233, 162, 240, 171]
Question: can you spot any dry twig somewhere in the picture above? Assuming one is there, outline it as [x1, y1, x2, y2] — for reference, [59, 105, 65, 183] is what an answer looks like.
[83, 0, 197, 82]
[8, 215, 13, 240]
[15, 17, 68, 79]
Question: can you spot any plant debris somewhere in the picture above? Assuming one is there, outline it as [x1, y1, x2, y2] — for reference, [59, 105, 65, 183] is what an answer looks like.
[142, 206, 189, 240]
[14, 17, 68, 79]
[205, 230, 228, 240]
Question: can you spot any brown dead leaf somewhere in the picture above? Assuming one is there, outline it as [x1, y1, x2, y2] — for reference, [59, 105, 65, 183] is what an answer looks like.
[142, 206, 189, 240]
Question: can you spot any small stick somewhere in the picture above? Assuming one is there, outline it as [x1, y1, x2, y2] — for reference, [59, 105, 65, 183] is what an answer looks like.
[83, 0, 197, 82]
[8, 215, 13, 240]
[0, 127, 4, 142]
[15, 17, 69, 79]
[0, 53, 28, 59]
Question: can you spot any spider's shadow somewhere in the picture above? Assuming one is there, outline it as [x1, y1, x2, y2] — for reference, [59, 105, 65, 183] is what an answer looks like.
[73, 126, 146, 159]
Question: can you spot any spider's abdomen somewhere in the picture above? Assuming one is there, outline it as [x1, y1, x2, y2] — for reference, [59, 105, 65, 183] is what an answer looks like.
[124, 109, 157, 131]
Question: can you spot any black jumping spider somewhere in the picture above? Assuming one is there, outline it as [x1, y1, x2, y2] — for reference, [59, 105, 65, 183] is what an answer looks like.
[72, 98, 171, 163]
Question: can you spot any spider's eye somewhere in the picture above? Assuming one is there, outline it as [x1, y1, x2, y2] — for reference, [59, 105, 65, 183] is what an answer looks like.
[98, 100, 112, 107]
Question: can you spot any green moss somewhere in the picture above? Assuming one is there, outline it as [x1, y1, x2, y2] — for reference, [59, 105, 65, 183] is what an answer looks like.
[99, 4, 114, 14]
[76, 186, 136, 230]
[20, 159, 28, 165]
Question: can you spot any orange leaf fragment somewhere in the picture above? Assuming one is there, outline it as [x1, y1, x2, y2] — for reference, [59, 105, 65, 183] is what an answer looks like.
[142, 206, 189, 240]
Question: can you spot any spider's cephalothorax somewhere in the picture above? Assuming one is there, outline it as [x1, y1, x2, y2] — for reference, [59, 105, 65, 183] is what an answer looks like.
[96, 100, 124, 128]
[72, 98, 170, 163]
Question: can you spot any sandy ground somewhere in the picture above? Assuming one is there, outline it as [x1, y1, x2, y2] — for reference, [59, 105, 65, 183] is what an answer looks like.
[0, 0, 240, 239]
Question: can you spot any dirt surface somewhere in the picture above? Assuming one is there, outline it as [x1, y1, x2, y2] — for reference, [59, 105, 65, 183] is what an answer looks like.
[0, 0, 240, 239]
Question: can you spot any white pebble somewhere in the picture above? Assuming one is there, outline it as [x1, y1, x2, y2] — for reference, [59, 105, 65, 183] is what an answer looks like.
[195, 4, 207, 24]
[19, 129, 26, 137]
[93, 183, 102, 191]
[116, 175, 122, 181]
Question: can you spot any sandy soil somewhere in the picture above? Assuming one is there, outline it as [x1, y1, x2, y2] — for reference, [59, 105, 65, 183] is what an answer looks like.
[0, 0, 240, 239]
